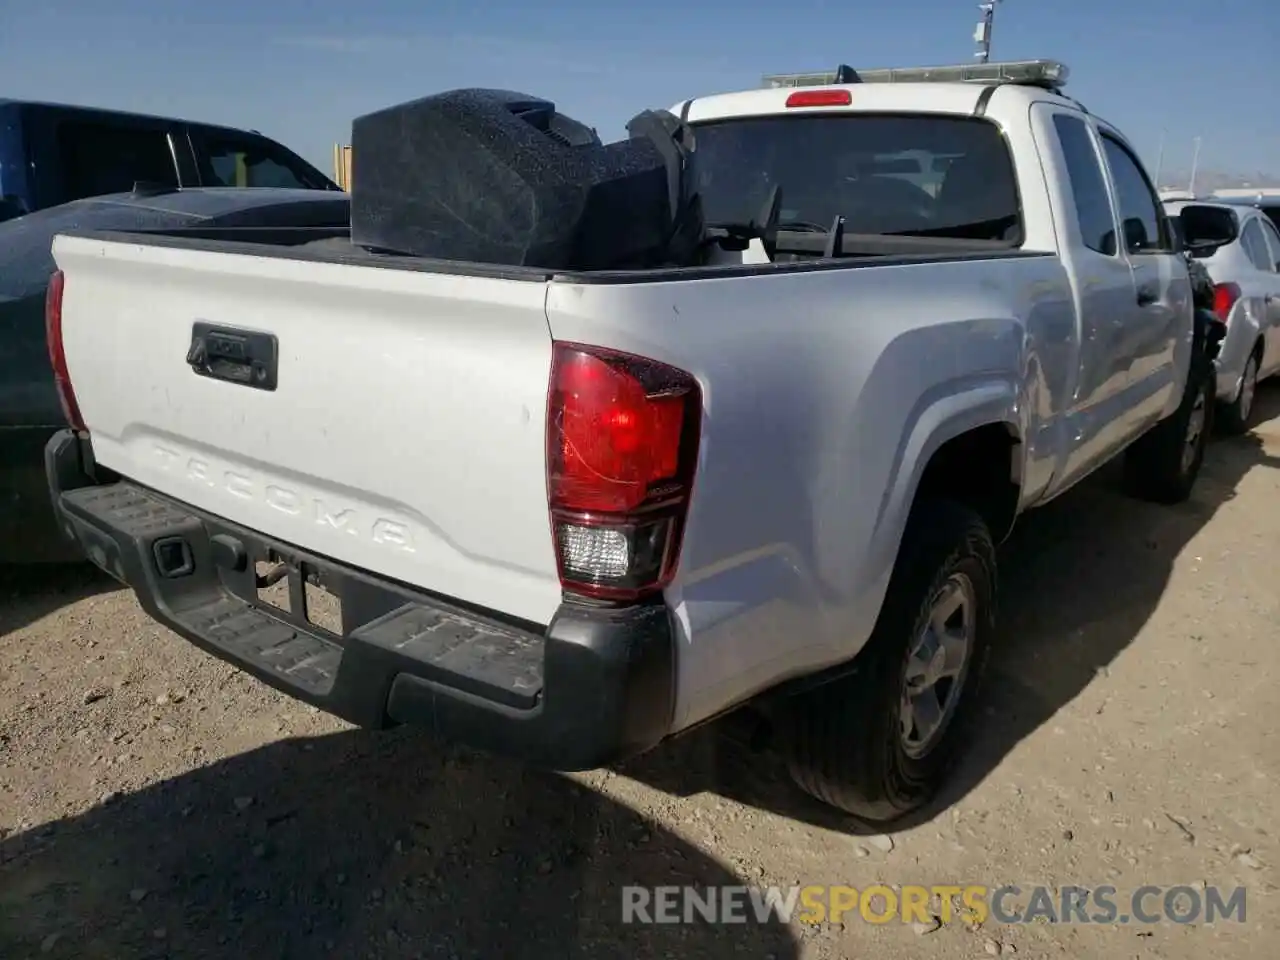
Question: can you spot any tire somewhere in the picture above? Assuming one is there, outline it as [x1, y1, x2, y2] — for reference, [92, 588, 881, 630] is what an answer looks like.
[1216, 348, 1260, 436]
[783, 499, 995, 823]
[1122, 354, 1214, 505]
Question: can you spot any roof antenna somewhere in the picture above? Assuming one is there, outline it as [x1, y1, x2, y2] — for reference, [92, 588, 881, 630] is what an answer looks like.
[973, 0, 1004, 64]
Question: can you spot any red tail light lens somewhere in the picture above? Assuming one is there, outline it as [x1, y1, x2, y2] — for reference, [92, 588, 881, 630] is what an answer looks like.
[547, 343, 701, 601]
[44, 269, 85, 431]
[785, 89, 853, 108]
[1212, 282, 1241, 323]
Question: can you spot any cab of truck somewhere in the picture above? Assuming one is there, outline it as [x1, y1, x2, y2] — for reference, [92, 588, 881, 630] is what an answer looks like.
[0, 99, 340, 222]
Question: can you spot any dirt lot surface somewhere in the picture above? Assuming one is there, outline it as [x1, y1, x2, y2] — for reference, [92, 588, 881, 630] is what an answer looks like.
[3, 390, 1279, 960]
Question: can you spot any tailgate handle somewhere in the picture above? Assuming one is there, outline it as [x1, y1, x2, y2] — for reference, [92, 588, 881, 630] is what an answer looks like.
[187, 322, 278, 391]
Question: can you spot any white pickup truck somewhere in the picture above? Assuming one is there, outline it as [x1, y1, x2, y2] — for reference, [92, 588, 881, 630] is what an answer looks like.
[44, 60, 1217, 823]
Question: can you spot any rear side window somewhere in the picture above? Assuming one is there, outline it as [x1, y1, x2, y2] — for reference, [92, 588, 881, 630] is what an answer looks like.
[690, 114, 1022, 243]
[1099, 134, 1168, 254]
[1259, 216, 1280, 271]
[1240, 219, 1275, 272]
[55, 120, 178, 201]
[1259, 204, 1280, 233]
[192, 131, 328, 190]
[1051, 114, 1116, 255]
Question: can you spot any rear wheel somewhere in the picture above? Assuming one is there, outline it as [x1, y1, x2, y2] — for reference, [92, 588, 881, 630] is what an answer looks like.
[783, 499, 995, 822]
[1123, 355, 1213, 504]
[1217, 348, 1260, 436]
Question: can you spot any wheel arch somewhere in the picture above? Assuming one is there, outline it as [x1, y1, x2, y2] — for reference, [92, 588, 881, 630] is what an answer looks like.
[913, 421, 1023, 545]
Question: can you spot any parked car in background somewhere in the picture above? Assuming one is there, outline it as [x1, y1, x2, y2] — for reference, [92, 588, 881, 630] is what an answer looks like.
[0, 186, 350, 562]
[1210, 189, 1280, 233]
[1255, 200, 1280, 232]
[0, 99, 340, 223]
[1165, 197, 1280, 432]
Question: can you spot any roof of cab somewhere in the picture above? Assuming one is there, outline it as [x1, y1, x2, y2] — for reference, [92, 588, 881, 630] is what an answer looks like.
[672, 80, 1078, 125]
[0, 98, 268, 138]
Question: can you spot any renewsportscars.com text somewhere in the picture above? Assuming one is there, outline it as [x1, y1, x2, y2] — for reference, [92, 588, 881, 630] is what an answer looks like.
[621, 883, 1247, 926]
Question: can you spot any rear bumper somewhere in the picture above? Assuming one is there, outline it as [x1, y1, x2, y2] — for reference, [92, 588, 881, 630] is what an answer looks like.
[1212, 307, 1261, 402]
[45, 429, 676, 770]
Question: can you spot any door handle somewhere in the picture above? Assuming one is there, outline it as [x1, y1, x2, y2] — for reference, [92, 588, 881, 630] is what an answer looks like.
[1136, 283, 1159, 307]
[187, 322, 279, 391]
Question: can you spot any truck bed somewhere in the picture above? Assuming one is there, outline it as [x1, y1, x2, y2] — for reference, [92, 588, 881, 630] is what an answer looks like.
[68, 225, 1048, 283]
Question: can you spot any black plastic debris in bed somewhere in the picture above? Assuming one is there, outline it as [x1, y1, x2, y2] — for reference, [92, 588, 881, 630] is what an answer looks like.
[348, 88, 703, 271]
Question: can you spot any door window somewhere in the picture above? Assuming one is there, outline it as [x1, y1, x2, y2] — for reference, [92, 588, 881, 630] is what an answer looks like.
[1258, 203, 1280, 233]
[1243, 218, 1278, 272]
[1052, 114, 1117, 255]
[195, 132, 326, 189]
[1099, 133, 1169, 254]
[55, 120, 178, 202]
[1259, 216, 1280, 271]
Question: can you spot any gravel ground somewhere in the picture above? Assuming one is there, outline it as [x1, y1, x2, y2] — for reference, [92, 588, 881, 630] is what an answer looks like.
[3, 388, 1279, 960]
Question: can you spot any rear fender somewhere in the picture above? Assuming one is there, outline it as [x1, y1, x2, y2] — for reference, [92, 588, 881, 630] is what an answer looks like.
[867, 379, 1021, 594]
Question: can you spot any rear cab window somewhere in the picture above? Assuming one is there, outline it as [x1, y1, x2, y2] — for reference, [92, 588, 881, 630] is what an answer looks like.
[689, 113, 1022, 245]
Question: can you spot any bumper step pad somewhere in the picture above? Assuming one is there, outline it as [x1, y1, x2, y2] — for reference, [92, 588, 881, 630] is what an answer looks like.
[59, 483, 545, 709]
[46, 424, 675, 769]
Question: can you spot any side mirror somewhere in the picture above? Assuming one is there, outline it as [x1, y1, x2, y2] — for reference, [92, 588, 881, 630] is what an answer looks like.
[1175, 205, 1238, 256]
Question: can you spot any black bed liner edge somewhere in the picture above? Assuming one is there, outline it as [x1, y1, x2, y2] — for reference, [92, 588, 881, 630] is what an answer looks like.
[56, 226, 1056, 286]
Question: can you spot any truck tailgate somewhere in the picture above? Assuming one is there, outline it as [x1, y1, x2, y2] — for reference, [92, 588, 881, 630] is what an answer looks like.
[51, 235, 562, 625]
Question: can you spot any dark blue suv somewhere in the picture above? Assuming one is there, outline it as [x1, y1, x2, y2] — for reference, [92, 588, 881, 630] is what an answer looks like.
[0, 99, 340, 222]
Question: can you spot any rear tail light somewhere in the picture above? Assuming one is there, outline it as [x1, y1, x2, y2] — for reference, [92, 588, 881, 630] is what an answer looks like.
[546, 342, 701, 601]
[44, 269, 85, 431]
[1212, 281, 1241, 323]
[785, 89, 853, 108]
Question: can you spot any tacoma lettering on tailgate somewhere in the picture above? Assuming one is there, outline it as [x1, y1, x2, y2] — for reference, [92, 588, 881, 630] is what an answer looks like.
[152, 444, 415, 552]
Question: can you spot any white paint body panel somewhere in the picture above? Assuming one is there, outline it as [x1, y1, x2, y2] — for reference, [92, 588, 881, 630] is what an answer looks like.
[547, 258, 1059, 731]
[53, 237, 563, 625]
[52, 81, 1194, 737]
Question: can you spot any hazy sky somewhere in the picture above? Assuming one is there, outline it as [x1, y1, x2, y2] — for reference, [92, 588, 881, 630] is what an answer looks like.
[1, 0, 1275, 181]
